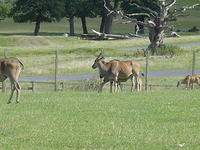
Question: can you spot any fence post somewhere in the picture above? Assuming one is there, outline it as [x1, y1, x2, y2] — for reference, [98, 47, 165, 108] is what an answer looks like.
[61, 82, 64, 91]
[192, 51, 196, 75]
[145, 50, 149, 91]
[191, 51, 196, 89]
[54, 50, 58, 91]
[149, 84, 152, 91]
[2, 49, 8, 92]
[31, 81, 35, 92]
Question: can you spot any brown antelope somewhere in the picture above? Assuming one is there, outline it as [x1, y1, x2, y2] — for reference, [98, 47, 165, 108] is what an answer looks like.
[92, 52, 141, 92]
[177, 75, 200, 89]
[0, 57, 24, 104]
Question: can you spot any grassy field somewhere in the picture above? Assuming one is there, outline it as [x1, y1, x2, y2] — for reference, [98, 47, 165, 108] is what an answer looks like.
[1, 90, 200, 150]
[0, 35, 200, 77]
[0, 0, 199, 36]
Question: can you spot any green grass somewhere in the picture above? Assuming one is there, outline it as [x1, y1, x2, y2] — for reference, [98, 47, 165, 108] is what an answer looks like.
[1, 90, 200, 150]
[0, 36, 200, 77]
[0, 0, 199, 36]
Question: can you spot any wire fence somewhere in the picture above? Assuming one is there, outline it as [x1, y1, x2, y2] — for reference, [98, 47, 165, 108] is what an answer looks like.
[1, 48, 200, 92]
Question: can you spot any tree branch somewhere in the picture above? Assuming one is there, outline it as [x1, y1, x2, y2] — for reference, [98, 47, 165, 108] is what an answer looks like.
[118, 10, 149, 27]
[166, 0, 176, 10]
[180, 4, 200, 12]
[127, 13, 151, 18]
[130, 3, 158, 18]
[103, 0, 115, 16]
[103, 0, 155, 28]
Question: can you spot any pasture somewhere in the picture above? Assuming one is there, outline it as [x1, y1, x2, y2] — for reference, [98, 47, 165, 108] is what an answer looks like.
[0, 35, 200, 77]
[1, 90, 200, 150]
[0, 4, 200, 149]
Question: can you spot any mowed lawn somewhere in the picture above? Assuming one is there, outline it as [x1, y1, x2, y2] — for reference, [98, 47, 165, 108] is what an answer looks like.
[1, 90, 200, 150]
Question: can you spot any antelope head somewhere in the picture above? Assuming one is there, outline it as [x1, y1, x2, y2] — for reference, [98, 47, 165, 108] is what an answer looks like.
[92, 51, 105, 69]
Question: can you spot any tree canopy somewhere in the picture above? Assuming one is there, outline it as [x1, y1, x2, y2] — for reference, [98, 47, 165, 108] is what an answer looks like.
[0, 1, 12, 20]
[12, 0, 65, 35]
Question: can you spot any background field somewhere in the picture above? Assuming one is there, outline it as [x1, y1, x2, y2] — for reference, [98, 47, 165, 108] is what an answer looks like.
[1, 90, 200, 150]
[0, 0, 200, 36]
[1, 35, 200, 77]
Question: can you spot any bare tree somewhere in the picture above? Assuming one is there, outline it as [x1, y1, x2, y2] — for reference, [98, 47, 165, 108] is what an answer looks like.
[104, 0, 199, 54]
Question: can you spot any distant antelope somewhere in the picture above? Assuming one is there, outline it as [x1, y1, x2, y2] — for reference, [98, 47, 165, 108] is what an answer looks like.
[92, 52, 141, 92]
[0, 57, 24, 104]
[177, 75, 200, 89]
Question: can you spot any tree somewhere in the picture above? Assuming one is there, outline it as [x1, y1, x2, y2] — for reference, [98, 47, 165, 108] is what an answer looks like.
[121, 0, 158, 34]
[0, 1, 12, 20]
[105, 0, 200, 54]
[64, 0, 76, 36]
[63, 0, 99, 35]
[12, 0, 65, 35]
[76, 0, 97, 34]
[101, 0, 120, 34]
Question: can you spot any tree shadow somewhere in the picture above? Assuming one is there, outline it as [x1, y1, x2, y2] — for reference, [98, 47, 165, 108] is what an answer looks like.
[0, 32, 65, 36]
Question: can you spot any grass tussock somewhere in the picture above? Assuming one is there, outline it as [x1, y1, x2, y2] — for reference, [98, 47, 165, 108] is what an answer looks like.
[155, 45, 183, 56]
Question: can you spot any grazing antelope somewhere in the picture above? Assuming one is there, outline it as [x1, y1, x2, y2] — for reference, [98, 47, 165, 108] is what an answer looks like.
[92, 52, 141, 92]
[0, 57, 24, 104]
[177, 75, 200, 89]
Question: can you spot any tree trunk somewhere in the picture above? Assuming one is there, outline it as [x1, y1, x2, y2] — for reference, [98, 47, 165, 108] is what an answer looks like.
[148, 26, 165, 54]
[80, 16, 88, 34]
[69, 16, 75, 36]
[102, 0, 114, 34]
[104, 13, 113, 34]
[148, 2, 166, 55]
[100, 15, 106, 33]
[34, 20, 40, 36]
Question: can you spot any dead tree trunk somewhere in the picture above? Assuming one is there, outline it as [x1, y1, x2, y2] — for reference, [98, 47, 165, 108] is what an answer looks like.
[148, 26, 165, 54]
[104, 0, 200, 54]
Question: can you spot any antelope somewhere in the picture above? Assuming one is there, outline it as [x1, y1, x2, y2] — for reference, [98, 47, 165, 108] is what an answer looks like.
[177, 75, 200, 89]
[92, 52, 141, 92]
[0, 57, 24, 104]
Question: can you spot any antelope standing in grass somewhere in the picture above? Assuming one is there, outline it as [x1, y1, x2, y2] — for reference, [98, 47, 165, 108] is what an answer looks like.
[0, 57, 24, 104]
[92, 52, 141, 92]
[177, 75, 200, 89]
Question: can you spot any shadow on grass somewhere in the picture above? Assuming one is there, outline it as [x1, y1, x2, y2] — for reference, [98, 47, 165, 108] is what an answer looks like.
[0, 32, 66, 36]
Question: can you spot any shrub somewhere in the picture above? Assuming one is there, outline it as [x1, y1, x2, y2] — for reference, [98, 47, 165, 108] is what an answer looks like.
[155, 45, 182, 56]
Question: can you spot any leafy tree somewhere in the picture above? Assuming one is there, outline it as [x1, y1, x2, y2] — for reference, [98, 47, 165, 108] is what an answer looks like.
[12, 0, 65, 35]
[100, 0, 120, 34]
[76, 0, 97, 34]
[64, 0, 76, 36]
[0, 1, 12, 20]
[64, 0, 99, 35]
